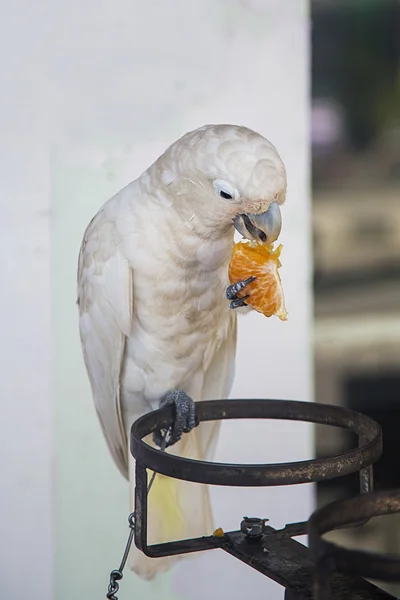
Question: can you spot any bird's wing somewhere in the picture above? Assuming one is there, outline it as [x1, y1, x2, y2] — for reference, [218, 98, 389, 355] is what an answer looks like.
[77, 208, 133, 478]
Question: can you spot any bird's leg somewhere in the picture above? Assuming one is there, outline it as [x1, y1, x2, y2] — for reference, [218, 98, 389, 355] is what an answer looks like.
[226, 276, 256, 309]
[153, 390, 199, 448]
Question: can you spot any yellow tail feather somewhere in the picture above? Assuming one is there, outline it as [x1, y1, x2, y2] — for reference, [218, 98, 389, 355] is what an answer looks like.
[147, 472, 188, 543]
[128, 422, 219, 579]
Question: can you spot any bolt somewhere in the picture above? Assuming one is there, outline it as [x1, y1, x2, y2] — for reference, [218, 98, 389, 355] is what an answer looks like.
[241, 517, 267, 540]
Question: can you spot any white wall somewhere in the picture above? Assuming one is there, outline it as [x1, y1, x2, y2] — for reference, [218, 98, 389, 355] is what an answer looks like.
[0, 1, 312, 599]
[0, 10, 53, 598]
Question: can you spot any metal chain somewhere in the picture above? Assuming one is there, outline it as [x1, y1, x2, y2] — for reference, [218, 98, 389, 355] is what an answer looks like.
[105, 429, 170, 599]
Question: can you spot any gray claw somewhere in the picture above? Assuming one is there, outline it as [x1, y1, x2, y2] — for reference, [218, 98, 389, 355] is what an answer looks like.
[230, 294, 249, 309]
[153, 390, 198, 448]
[226, 276, 256, 309]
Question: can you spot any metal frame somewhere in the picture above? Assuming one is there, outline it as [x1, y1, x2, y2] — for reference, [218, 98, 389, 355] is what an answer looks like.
[309, 489, 400, 594]
[130, 399, 395, 599]
[131, 399, 381, 488]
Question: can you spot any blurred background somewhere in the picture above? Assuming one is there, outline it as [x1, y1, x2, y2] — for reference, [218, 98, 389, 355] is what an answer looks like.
[311, 0, 400, 595]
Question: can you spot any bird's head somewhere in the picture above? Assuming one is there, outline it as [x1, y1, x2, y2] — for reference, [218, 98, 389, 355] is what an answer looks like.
[153, 124, 287, 242]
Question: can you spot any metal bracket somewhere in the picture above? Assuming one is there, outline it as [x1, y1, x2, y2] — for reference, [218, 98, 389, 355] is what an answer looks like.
[130, 398, 395, 599]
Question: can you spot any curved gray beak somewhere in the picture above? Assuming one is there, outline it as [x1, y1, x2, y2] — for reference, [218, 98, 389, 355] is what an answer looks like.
[234, 201, 282, 243]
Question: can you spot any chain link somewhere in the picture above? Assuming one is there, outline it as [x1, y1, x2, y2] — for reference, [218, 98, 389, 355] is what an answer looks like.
[105, 430, 170, 599]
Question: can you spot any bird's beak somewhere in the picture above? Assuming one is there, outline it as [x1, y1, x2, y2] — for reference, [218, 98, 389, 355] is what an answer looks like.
[233, 201, 282, 244]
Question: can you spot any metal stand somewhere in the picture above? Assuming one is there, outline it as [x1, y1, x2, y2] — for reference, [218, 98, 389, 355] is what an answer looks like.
[309, 489, 400, 598]
[130, 399, 400, 599]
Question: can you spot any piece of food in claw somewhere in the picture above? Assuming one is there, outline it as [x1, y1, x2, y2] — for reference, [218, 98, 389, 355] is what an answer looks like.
[228, 240, 288, 320]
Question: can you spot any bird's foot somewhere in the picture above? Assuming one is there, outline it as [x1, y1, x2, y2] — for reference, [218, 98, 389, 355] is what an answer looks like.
[226, 276, 256, 309]
[153, 390, 199, 448]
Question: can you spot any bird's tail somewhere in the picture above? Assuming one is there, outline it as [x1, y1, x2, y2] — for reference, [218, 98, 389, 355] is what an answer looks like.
[128, 420, 220, 580]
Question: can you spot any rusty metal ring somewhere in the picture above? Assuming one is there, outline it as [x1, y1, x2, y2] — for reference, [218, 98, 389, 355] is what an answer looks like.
[130, 399, 382, 487]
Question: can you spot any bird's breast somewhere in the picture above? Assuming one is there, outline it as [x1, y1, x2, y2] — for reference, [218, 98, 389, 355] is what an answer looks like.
[123, 231, 234, 402]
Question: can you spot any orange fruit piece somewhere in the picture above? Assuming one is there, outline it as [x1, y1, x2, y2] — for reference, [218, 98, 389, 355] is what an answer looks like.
[228, 241, 287, 320]
[213, 527, 225, 538]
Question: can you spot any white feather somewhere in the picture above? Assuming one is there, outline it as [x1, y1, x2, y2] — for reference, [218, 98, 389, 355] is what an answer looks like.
[78, 200, 133, 477]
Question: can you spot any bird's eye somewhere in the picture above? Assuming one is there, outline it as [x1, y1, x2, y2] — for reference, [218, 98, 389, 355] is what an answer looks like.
[213, 179, 239, 202]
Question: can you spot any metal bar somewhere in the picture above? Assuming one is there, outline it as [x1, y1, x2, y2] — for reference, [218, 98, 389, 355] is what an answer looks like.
[309, 489, 400, 584]
[134, 460, 222, 558]
[359, 432, 374, 496]
[360, 465, 374, 494]
[139, 536, 222, 558]
[135, 518, 396, 598]
[133, 461, 148, 553]
[220, 528, 396, 600]
[276, 521, 309, 538]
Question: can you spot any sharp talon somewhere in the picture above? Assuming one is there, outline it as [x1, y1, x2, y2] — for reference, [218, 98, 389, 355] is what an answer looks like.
[230, 295, 249, 309]
[243, 275, 256, 286]
[153, 390, 198, 448]
[152, 428, 166, 448]
[226, 276, 255, 308]
[226, 276, 256, 299]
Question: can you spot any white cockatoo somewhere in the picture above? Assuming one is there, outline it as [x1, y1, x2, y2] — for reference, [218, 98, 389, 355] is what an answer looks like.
[77, 124, 286, 579]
